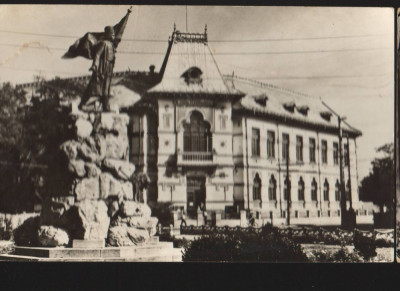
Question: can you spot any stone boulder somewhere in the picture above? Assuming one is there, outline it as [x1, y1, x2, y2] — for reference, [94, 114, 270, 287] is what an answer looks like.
[121, 181, 134, 200]
[104, 134, 129, 160]
[69, 111, 88, 122]
[85, 162, 101, 178]
[65, 199, 110, 241]
[60, 140, 79, 160]
[126, 216, 158, 236]
[67, 160, 86, 177]
[108, 200, 120, 218]
[99, 172, 122, 200]
[74, 177, 100, 201]
[95, 113, 129, 136]
[75, 119, 93, 140]
[107, 225, 150, 247]
[120, 201, 151, 218]
[77, 142, 99, 163]
[93, 135, 107, 162]
[102, 158, 135, 180]
[38, 225, 69, 247]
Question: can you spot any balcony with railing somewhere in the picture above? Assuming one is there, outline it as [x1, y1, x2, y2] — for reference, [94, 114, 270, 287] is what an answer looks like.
[178, 151, 213, 166]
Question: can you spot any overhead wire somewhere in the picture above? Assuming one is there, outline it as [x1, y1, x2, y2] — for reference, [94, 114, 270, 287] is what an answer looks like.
[0, 42, 392, 55]
[0, 29, 391, 42]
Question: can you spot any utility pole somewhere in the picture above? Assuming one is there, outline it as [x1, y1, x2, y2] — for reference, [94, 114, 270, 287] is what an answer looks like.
[346, 135, 353, 211]
[346, 135, 356, 228]
[286, 142, 291, 226]
[338, 116, 347, 227]
[321, 100, 355, 228]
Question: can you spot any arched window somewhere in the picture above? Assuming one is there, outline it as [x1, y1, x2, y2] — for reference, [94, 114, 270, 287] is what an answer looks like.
[253, 174, 261, 201]
[268, 175, 276, 200]
[335, 180, 340, 201]
[283, 177, 291, 200]
[323, 179, 329, 201]
[183, 111, 212, 152]
[298, 177, 305, 201]
[311, 178, 318, 201]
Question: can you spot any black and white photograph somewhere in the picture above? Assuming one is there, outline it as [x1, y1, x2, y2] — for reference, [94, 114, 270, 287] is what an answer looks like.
[0, 5, 395, 262]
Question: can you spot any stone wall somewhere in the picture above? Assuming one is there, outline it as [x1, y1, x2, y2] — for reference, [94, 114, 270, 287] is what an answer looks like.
[37, 110, 157, 247]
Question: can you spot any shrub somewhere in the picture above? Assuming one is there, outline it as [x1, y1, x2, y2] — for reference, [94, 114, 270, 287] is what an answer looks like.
[182, 227, 308, 262]
[173, 237, 190, 249]
[332, 247, 363, 262]
[353, 231, 377, 261]
[158, 232, 191, 249]
[13, 216, 41, 246]
[310, 246, 363, 263]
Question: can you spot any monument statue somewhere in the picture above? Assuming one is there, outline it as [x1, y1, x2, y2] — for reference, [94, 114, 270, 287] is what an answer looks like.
[63, 7, 132, 111]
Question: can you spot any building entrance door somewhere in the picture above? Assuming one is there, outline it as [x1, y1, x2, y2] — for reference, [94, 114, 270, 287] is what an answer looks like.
[187, 176, 206, 219]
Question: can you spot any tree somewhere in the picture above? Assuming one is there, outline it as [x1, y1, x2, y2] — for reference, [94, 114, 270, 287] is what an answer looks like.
[359, 143, 394, 213]
[0, 82, 30, 212]
[0, 76, 85, 213]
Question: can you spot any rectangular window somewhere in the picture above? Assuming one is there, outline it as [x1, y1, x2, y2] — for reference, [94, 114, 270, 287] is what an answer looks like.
[267, 131, 275, 158]
[163, 113, 171, 128]
[220, 115, 228, 130]
[344, 143, 349, 166]
[333, 142, 339, 165]
[296, 136, 303, 162]
[251, 128, 260, 157]
[282, 133, 289, 161]
[321, 140, 328, 164]
[309, 138, 316, 163]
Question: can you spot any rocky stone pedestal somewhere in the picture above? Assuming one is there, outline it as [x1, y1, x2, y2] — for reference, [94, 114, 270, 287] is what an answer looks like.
[37, 110, 158, 248]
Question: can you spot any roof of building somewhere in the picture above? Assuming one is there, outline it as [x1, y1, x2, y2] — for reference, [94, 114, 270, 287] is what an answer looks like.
[225, 75, 362, 137]
[147, 27, 242, 96]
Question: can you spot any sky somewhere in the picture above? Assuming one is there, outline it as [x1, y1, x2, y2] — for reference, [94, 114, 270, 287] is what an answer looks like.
[0, 5, 395, 181]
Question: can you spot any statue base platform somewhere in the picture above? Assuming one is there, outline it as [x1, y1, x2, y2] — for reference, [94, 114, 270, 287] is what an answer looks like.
[0, 237, 181, 262]
[72, 239, 105, 248]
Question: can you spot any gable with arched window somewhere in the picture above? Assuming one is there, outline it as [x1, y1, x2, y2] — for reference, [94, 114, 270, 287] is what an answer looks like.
[311, 178, 318, 201]
[298, 177, 305, 201]
[183, 111, 212, 152]
[253, 174, 262, 201]
[323, 179, 329, 201]
[268, 175, 276, 200]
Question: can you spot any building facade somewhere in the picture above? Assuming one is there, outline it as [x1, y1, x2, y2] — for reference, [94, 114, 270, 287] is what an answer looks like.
[126, 28, 364, 222]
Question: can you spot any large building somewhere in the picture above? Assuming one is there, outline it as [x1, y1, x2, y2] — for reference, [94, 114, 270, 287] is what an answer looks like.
[125, 27, 364, 222]
[18, 27, 368, 223]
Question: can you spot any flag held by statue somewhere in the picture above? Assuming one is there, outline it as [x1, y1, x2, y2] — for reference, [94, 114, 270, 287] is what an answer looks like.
[62, 7, 132, 60]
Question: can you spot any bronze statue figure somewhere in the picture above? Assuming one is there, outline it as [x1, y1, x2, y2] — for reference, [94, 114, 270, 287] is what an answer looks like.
[84, 26, 116, 111]
[63, 7, 132, 112]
